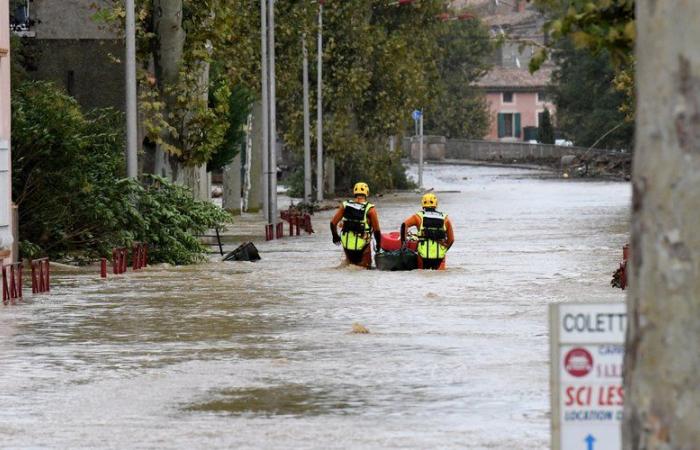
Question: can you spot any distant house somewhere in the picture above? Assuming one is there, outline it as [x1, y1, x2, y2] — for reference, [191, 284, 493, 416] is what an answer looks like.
[474, 66, 555, 141]
[458, 0, 557, 142]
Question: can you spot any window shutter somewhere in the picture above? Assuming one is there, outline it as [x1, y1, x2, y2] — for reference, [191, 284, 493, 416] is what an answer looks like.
[514, 113, 521, 138]
[497, 113, 505, 138]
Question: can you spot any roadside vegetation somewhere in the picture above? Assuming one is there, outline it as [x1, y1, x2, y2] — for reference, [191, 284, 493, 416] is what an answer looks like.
[11, 81, 231, 264]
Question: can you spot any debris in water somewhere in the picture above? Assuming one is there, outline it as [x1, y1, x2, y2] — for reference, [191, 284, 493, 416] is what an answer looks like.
[223, 242, 261, 262]
[425, 292, 439, 299]
[351, 323, 370, 334]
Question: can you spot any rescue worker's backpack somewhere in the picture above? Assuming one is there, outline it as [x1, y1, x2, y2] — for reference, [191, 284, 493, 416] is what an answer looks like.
[341, 201, 373, 251]
[417, 210, 448, 260]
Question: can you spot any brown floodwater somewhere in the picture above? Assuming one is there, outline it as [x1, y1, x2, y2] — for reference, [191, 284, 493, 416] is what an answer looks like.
[0, 165, 630, 449]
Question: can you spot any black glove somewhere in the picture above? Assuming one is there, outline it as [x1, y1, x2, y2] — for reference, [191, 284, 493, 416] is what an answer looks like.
[330, 223, 341, 245]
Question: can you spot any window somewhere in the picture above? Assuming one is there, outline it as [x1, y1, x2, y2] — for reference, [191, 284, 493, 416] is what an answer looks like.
[538, 111, 546, 126]
[497, 113, 521, 139]
[502, 92, 514, 103]
[537, 92, 549, 103]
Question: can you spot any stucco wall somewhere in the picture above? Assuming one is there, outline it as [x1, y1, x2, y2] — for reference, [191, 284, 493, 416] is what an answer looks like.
[484, 91, 556, 141]
[29, 39, 125, 111]
[33, 0, 118, 40]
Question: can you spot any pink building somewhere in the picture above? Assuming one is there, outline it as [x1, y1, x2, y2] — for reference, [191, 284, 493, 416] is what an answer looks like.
[475, 66, 555, 142]
[1, 0, 14, 264]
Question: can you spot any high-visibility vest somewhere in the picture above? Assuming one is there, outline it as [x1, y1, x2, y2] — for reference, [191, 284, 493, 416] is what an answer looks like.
[417, 210, 448, 259]
[341, 201, 374, 251]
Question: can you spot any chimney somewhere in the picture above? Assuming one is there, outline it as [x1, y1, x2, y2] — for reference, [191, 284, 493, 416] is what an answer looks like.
[517, 0, 526, 13]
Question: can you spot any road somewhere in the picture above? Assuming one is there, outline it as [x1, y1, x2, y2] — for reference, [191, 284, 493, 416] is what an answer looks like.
[0, 164, 630, 449]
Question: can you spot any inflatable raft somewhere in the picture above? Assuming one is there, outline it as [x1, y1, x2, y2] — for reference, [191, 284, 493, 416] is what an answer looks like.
[375, 231, 418, 271]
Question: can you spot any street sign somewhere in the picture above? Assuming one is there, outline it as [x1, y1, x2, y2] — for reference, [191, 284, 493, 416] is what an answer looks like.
[412, 109, 422, 121]
[550, 302, 626, 450]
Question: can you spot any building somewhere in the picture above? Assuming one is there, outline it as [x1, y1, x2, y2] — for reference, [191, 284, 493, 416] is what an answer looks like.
[11, 0, 125, 111]
[475, 66, 555, 141]
[1, 0, 14, 263]
[458, 0, 557, 142]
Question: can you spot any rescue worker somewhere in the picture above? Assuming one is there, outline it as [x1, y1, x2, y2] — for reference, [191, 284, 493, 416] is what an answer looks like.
[330, 182, 382, 269]
[400, 193, 454, 270]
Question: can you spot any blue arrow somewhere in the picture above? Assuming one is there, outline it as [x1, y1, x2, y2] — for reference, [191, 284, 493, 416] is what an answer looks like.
[585, 434, 596, 450]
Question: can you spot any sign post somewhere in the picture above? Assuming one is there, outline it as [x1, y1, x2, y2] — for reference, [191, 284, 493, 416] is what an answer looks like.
[550, 302, 626, 450]
[412, 109, 423, 189]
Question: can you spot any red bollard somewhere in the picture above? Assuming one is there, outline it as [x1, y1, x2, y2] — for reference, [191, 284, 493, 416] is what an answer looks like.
[112, 249, 118, 275]
[2, 266, 8, 305]
[101, 258, 107, 278]
[265, 224, 274, 241]
[276, 222, 284, 239]
[30, 259, 50, 294]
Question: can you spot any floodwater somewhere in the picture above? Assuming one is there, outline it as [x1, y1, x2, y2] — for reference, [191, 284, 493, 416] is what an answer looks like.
[0, 165, 630, 449]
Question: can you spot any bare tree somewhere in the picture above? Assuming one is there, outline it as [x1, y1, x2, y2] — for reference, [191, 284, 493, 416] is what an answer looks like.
[624, 1, 700, 448]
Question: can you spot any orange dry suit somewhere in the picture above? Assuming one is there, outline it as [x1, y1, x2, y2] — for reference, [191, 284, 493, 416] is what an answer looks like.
[330, 197, 381, 269]
[401, 209, 454, 270]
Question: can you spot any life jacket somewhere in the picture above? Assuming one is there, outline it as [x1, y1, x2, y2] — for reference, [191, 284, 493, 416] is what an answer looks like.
[341, 200, 374, 251]
[417, 210, 448, 259]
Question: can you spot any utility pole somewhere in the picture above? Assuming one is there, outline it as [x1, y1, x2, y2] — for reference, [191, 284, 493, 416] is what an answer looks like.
[316, 0, 324, 202]
[302, 35, 312, 203]
[125, 0, 138, 178]
[260, 0, 270, 223]
[267, 0, 278, 225]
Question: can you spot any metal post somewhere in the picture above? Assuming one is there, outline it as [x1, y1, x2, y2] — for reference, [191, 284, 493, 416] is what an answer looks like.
[302, 35, 312, 203]
[316, 1, 324, 202]
[418, 113, 424, 189]
[260, 0, 270, 223]
[268, 0, 278, 225]
[125, 0, 138, 178]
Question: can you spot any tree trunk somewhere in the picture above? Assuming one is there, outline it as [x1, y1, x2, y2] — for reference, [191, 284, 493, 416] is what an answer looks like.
[624, 2, 700, 449]
[151, 0, 209, 201]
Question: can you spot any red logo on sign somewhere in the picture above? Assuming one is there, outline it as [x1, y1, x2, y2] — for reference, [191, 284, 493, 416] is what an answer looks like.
[564, 347, 593, 377]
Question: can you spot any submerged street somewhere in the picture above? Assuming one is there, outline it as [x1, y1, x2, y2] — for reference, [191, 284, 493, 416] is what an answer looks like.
[0, 165, 630, 449]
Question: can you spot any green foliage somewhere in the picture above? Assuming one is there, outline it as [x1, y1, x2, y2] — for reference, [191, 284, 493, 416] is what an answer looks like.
[207, 81, 253, 172]
[548, 40, 633, 149]
[539, 108, 555, 144]
[11, 81, 231, 264]
[97, 1, 486, 188]
[532, 0, 635, 71]
[425, 17, 492, 139]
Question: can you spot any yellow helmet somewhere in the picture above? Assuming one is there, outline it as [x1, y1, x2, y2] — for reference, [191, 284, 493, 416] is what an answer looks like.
[421, 193, 438, 208]
[353, 182, 370, 197]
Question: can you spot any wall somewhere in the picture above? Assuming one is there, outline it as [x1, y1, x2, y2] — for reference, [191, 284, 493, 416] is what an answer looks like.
[1, 0, 14, 263]
[29, 39, 125, 111]
[26, 0, 125, 111]
[33, 0, 117, 40]
[484, 91, 555, 141]
[445, 139, 621, 162]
